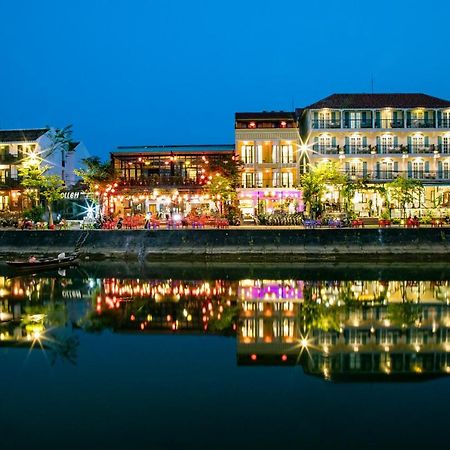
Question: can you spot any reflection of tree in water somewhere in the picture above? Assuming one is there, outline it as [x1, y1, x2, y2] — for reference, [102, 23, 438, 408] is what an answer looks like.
[83, 308, 123, 332]
[46, 333, 79, 366]
[302, 281, 351, 333]
[208, 306, 239, 335]
[387, 281, 423, 327]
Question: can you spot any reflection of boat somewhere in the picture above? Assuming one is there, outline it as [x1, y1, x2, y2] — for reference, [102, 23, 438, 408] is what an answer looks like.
[7, 253, 79, 271]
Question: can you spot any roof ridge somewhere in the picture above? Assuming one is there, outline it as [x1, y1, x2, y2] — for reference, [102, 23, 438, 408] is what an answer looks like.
[116, 144, 234, 149]
[0, 127, 49, 132]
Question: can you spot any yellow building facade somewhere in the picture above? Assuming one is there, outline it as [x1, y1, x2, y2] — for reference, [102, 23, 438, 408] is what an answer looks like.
[235, 112, 303, 217]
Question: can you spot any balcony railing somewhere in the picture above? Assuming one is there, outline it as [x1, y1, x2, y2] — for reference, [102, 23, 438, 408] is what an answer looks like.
[310, 113, 449, 130]
[311, 120, 341, 129]
[407, 119, 436, 128]
[0, 154, 22, 164]
[374, 119, 405, 129]
[312, 145, 340, 155]
[310, 144, 450, 156]
[343, 170, 450, 182]
[0, 177, 21, 188]
[377, 145, 404, 154]
[408, 145, 436, 154]
[343, 119, 374, 129]
[344, 146, 372, 155]
[119, 176, 200, 188]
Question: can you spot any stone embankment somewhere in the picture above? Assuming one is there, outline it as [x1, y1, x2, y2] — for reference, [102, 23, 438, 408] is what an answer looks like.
[0, 228, 449, 261]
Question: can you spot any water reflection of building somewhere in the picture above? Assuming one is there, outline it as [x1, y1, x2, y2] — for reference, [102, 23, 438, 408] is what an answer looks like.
[238, 279, 450, 381]
[0, 274, 94, 345]
[94, 278, 238, 333]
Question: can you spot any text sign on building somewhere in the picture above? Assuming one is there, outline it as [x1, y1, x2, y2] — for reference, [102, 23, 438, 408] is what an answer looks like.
[62, 191, 86, 200]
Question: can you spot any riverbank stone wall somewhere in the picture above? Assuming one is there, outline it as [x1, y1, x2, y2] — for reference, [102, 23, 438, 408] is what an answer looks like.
[0, 228, 449, 261]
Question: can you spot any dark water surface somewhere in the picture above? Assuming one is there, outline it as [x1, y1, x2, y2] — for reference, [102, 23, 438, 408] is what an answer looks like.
[1, 261, 450, 450]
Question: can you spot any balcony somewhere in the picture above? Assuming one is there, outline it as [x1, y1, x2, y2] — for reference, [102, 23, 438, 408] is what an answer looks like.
[408, 145, 437, 154]
[0, 177, 21, 188]
[343, 119, 374, 129]
[312, 145, 340, 155]
[407, 119, 436, 129]
[119, 176, 200, 188]
[311, 120, 341, 129]
[342, 170, 450, 182]
[0, 154, 22, 164]
[374, 119, 405, 129]
[377, 145, 404, 155]
[344, 146, 372, 155]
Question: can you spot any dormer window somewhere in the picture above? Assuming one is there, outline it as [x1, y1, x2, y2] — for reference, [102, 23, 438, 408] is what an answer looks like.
[249, 122, 256, 129]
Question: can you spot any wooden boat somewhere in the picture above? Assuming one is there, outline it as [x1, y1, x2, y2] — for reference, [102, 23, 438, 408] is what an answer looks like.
[7, 253, 79, 270]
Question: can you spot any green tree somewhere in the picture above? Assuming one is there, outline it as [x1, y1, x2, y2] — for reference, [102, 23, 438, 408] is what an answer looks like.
[340, 177, 372, 219]
[74, 156, 116, 189]
[202, 154, 243, 216]
[43, 125, 73, 158]
[385, 176, 424, 219]
[299, 162, 345, 218]
[74, 157, 116, 217]
[19, 164, 64, 227]
[41, 175, 64, 227]
[18, 164, 46, 207]
[209, 154, 243, 189]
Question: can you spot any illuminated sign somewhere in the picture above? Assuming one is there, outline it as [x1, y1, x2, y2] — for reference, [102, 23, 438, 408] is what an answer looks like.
[61, 191, 86, 200]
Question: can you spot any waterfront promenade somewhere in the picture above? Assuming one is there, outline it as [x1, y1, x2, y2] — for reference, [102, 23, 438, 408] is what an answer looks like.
[1, 227, 450, 262]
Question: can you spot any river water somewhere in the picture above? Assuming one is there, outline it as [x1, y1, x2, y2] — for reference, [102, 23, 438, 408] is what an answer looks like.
[1, 261, 450, 450]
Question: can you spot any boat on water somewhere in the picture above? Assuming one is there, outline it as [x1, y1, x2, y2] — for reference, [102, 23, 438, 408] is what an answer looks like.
[7, 253, 79, 270]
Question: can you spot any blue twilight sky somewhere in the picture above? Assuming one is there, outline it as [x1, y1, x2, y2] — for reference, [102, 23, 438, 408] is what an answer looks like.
[0, 0, 449, 159]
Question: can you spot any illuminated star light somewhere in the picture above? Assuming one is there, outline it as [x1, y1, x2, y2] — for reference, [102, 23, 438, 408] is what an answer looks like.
[294, 129, 323, 158]
[287, 331, 318, 364]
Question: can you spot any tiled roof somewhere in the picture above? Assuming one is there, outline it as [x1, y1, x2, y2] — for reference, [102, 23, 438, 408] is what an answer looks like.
[236, 111, 296, 120]
[0, 128, 49, 143]
[113, 144, 235, 155]
[303, 94, 450, 109]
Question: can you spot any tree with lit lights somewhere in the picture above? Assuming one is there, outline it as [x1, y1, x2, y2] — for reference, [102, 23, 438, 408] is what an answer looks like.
[19, 163, 64, 227]
[299, 162, 345, 219]
[74, 157, 117, 217]
[385, 176, 424, 219]
[200, 153, 243, 218]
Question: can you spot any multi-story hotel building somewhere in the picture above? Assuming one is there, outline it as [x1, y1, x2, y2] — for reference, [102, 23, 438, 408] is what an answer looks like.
[299, 93, 450, 217]
[236, 93, 450, 218]
[234, 112, 303, 217]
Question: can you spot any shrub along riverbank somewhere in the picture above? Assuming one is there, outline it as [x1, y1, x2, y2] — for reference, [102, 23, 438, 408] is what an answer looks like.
[0, 228, 450, 262]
